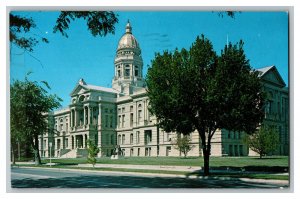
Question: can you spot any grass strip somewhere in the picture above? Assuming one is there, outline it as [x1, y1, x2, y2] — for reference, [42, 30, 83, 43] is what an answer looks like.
[12, 164, 289, 181]
[39, 156, 289, 167]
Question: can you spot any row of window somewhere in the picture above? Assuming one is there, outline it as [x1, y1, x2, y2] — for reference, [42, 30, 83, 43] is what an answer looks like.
[116, 65, 140, 77]
[228, 144, 245, 156]
[118, 104, 142, 113]
[118, 110, 143, 128]
[118, 130, 152, 145]
[227, 131, 242, 139]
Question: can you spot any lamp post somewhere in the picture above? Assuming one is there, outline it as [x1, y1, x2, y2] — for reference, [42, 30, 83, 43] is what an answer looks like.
[49, 142, 52, 167]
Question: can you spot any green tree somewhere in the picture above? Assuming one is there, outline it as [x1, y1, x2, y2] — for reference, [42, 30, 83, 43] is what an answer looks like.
[10, 11, 118, 51]
[10, 73, 62, 165]
[245, 125, 280, 158]
[87, 139, 100, 168]
[146, 35, 265, 176]
[173, 135, 194, 158]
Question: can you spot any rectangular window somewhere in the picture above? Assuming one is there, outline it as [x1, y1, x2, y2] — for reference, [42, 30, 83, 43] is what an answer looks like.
[234, 145, 238, 156]
[118, 115, 121, 128]
[105, 115, 108, 127]
[138, 110, 142, 125]
[110, 116, 113, 128]
[125, 68, 130, 76]
[122, 134, 125, 145]
[145, 130, 152, 145]
[130, 148, 133, 156]
[229, 145, 233, 156]
[136, 131, 140, 144]
[118, 135, 121, 145]
[122, 115, 125, 128]
[66, 123, 68, 132]
[130, 106, 133, 112]
[130, 133, 133, 144]
[239, 145, 243, 156]
[166, 146, 171, 156]
[111, 135, 114, 145]
[130, 113, 133, 127]
[145, 148, 151, 156]
[105, 134, 109, 145]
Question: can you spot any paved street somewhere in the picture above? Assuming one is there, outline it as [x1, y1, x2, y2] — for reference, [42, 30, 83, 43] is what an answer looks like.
[10, 167, 289, 189]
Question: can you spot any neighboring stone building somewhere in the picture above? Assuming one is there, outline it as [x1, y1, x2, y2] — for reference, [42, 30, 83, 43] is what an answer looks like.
[39, 21, 289, 158]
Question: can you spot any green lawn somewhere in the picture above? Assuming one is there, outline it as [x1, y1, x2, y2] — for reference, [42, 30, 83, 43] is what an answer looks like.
[41, 156, 288, 168]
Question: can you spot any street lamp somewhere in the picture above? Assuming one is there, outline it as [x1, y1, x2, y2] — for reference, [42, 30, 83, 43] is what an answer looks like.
[49, 142, 52, 167]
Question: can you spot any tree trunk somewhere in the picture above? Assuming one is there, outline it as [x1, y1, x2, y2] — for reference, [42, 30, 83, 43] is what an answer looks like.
[11, 146, 16, 165]
[33, 135, 41, 165]
[198, 130, 210, 176]
[203, 148, 210, 176]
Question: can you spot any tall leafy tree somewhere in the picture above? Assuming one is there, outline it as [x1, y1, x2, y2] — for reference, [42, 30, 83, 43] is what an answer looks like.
[10, 73, 62, 165]
[245, 125, 280, 158]
[146, 35, 265, 176]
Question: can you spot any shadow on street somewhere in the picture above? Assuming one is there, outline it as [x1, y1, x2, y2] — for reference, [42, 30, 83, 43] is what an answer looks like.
[11, 174, 286, 188]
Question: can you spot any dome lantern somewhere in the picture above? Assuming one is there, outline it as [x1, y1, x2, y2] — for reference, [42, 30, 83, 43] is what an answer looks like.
[125, 20, 132, 33]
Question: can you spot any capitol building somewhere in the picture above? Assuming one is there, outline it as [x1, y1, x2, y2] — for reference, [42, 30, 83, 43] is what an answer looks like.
[39, 21, 289, 158]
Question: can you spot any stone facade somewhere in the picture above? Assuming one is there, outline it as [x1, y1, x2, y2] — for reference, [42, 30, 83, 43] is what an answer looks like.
[39, 21, 289, 158]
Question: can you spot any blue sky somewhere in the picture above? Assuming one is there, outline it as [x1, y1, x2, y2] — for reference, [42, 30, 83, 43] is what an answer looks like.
[10, 11, 289, 107]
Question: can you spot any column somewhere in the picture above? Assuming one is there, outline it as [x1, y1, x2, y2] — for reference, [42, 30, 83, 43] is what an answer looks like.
[70, 110, 73, 127]
[88, 106, 91, 125]
[83, 106, 86, 125]
[74, 109, 78, 127]
[76, 136, 78, 148]
[72, 136, 74, 149]
[143, 100, 146, 123]
[90, 106, 93, 125]
[98, 104, 102, 127]
[82, 134, 86, 148]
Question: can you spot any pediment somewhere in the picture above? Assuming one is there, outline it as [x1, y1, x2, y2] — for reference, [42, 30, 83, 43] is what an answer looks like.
[70, 84, 89, 96]
[260, 66, 286, 88]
